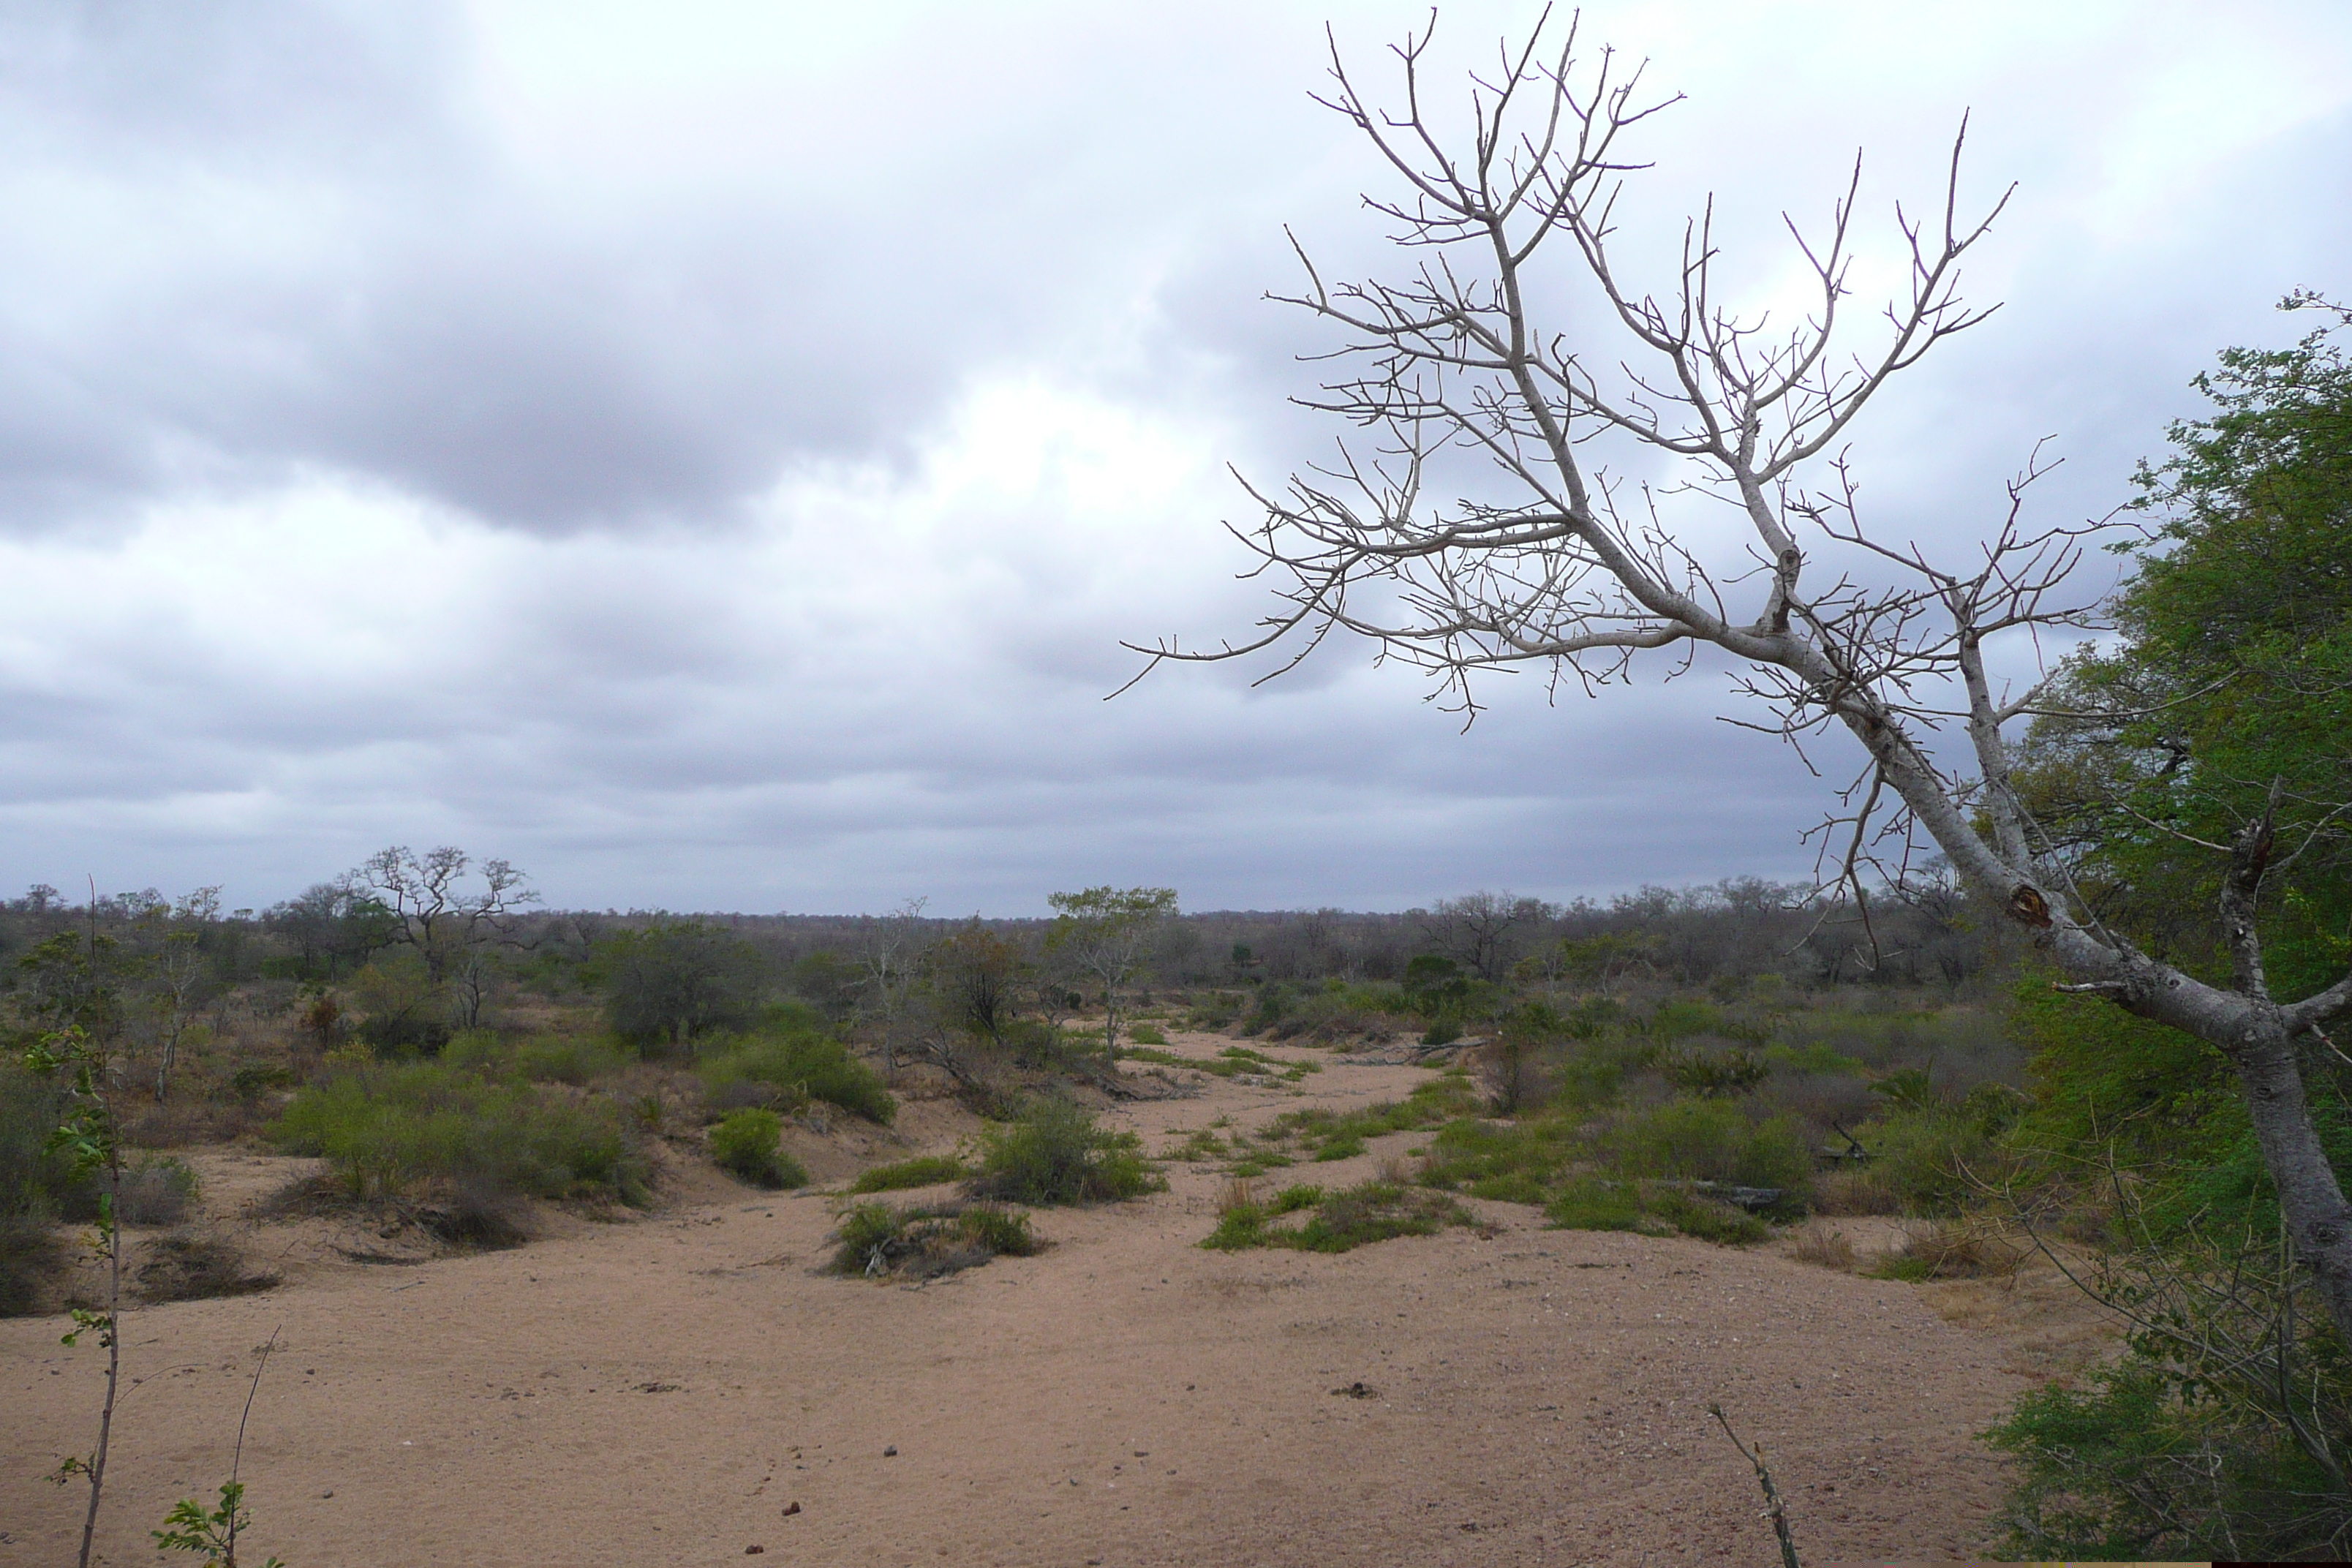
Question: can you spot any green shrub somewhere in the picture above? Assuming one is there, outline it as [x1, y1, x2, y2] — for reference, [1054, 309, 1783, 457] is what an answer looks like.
[1543, 1177, 1768, 1243]
[1544, 1177, 1645, 1232]
[271, 1062, 647, 1204]
[700, 1030, 895, 1125]
[1986, 1355, 2352, 1559]
[1644, 1186, 1769, 1244]
[1855, 1106, 2010, 1214]
[1597, 1097, 1813, 1195]
[1655, 1043, 1770, 1097]
[709, 1108, 807, 1189]
[227, 1059, 299, 1104]
[966, 1098, 1162, 1205]
[1420, 1116, 1580, 1199]
[849, 1155, 967, 1194]
[826, 1199, 1036, 1278]
[1259, 1071, 1481, 1158]
[516, 1034, 635, 1085]
[1126, 1022, 1168, 1046]
[1203, 1178, 1468, 1253]
[1203, 1202, 1268, 1250]
[349, 951, 452, 1057]
[591, 919, 768, 1050]
[0, 1064, 97, 1223]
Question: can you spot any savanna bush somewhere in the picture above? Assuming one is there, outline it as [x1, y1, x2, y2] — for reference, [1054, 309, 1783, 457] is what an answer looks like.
[700, 1025, 895, 1126]
[1595, 1096, 1813, 1194]
[828, 1199, 1036, 1278]
[709, 1108, 808, 1188]
[272, 1061, 647, 1204]
[849, 1155, 967, 1194]
[966, 1098, 1161, 1205]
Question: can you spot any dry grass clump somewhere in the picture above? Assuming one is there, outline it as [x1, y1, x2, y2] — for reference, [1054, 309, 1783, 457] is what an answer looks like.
[1789, 1221, 1857, 1271]
[132, 1229, 280, 1305]
[1869, 1217, 2027, 1282]
[1811, 1161, 1901, 1215]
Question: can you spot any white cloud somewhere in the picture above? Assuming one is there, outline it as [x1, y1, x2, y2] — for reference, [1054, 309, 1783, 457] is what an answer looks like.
[0, 0, 2345, 911]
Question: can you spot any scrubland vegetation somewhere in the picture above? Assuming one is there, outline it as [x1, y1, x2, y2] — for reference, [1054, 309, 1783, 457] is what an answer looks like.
[0, 840, 2341, 1557]
[7, 308, 2348, 1554]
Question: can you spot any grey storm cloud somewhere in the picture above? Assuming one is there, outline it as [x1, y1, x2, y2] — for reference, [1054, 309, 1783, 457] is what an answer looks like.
[0, 0, 2347, 912]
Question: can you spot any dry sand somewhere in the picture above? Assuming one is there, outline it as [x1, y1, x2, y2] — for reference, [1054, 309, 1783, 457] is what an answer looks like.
[2, 1039, 2070, 1566]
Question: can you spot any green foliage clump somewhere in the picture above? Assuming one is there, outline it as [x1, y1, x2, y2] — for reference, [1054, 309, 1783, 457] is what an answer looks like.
[699, 1018, 895, 1126]
[1205, 1178, 1469, 1253]
[1541, 1177, 1766, 1243]
[1, 1063, 99, 1224]
[271, 1062, 647, 1204]
[1419, 1116, 1580, 1203]
[1120, 1044, 1316, 1082]
[1126, 1022, 1168, 1046]
[591, 920, 769, 1051]
[848, 1154, 968, 1194]
[1596, 1097, 1812, 1195]
[709, 1108, 807, 1189]
[1543, 1177, 1645, 1232]
[827, 1199, 1036, 1278]
[1986, 1352, 2352, 1560]
[966, 1098, 1163, 1205]
[1259, 1071, 1481, 1159]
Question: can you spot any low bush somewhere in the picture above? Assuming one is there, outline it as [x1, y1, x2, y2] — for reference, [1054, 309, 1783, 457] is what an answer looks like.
[227, 1060, 299, 1104]
[272, 1062, 648, 1205]
[1259, 1071, 1482, 1158]
[1539, 1172, 1773, 1243]
[0, 1216, 62, 1316]
[709, 1108, 809, 1189]
[1789, 1221, 1858, 1270]
[965, 1098, 1162, 1205]
[848, 1154, 967, 1194]
[1, 1064, 97, 1222]
[1595, 1097, 1813, 1196]
[1120, 1045, 1316, 1083]
[1204, 1177, 1469, 1253]
[1418, 1116, 1580, 1202]
[1986, 1352, 2352, 1560]
[1850, 1105, 2010, 1214]
[1543, 1177, 1646, 1232]
[517, 1034, 635, 1085]
[132, 1229, 279, 1304]
[118, 1154, 199, 1226]
[1126, 1022, 1168, 1047]
[699, 1029, 895, 1126]
[827, 1199, 1036, 1279]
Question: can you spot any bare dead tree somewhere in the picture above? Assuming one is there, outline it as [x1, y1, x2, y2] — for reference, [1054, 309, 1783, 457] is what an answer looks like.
[1127, 12, 2352, 1344]
[345, 846, 538, 1030]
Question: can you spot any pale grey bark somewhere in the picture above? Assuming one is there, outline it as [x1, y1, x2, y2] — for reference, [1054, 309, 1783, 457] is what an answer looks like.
[1131, 15, 2352, 1341]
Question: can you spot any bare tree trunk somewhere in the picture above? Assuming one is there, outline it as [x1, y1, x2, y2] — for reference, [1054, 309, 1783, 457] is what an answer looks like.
[1128, 12, 2352, 1349]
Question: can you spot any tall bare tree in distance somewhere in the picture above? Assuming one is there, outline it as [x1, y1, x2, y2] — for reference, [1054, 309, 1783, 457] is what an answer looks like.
[1128, 12, 2352, 1342]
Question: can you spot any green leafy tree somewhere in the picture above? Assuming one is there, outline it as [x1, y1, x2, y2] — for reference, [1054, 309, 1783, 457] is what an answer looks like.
[2021, 293, 2351, 992]
[1044, 886, 1178, 1063]
[591, 921, 767, 1052]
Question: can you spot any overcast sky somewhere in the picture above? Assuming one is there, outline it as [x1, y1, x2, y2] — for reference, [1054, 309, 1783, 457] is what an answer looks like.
[0, 0, 2345, 916]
